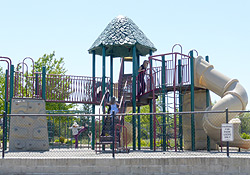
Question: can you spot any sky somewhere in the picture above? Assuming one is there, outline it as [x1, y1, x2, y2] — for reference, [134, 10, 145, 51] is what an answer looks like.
[1, 0, 250, 109]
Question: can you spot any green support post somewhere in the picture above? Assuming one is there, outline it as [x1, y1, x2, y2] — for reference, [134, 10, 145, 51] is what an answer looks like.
[132, 45, 137, 150]
[122, 57, 124, 75]
[205, 56, 210, 151]
[178, 59, 183, 150]
[4, 70, 8, 113]
[162, 55, 166, 151]
[149, 50, 153, 150]
[8, 65, 14, 145]
[190, 51, 195, 151]
[110, 55, 113, 98]
[149, 100, 153, 150]
[9, 65, 14, 113]
[42, 66, 46, 100]
[92, 50, 96, 150]
[137, 55, 140, 71]
[4, 69, 8, 150]
[102, 46, 106, 110]
[35, 71, 39, 96]
[137, 55, 141, 150]
[102, 46, 106, 151]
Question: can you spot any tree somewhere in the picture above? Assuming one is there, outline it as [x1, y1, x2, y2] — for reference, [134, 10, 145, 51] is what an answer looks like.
[33, 51, 75, 111]
[239, 112, 250, 134]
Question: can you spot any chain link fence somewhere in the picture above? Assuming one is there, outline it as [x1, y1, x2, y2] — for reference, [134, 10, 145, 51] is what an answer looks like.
[1, 110, 250, 158]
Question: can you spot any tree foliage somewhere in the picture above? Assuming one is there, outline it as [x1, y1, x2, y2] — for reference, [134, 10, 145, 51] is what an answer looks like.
[239, 112, 250, 134]
[33, 51, 75, 111]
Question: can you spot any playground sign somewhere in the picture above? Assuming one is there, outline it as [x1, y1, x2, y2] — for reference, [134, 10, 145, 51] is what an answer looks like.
[221, 123, 234, 142]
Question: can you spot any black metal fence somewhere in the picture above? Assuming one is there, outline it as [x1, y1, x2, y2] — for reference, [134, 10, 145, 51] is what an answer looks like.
[1, 110, 250, 158]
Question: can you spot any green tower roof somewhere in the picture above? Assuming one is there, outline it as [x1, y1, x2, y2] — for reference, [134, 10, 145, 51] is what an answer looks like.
[88, 15, 157, 57]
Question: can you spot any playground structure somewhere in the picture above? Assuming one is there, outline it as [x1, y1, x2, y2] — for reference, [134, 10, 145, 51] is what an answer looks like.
[1, 15, 249, 152]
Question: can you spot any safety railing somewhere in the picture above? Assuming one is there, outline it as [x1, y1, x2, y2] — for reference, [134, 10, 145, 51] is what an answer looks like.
[136, 52, 190, 98]
[13, 71, 111, 104]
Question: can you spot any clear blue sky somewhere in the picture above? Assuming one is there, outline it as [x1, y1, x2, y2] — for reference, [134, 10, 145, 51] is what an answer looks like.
[1, 0, 250, 109]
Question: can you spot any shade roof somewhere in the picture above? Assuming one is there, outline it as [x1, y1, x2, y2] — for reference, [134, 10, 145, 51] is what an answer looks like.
[88, 15, 157, 57]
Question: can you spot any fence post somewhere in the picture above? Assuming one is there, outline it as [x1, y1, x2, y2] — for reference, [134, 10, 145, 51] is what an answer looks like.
[112, 111, 115, 158]
[2, 112, 7, 158]
[226, 108, 229, 157]
[137, 106, 141, 150]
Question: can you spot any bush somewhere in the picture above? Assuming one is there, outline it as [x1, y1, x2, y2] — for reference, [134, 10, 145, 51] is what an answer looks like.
[65, 139, 71, 144]
[59, 137, 65, 144]
[140, 139, 149, 147]
[241, 133, 250, 139]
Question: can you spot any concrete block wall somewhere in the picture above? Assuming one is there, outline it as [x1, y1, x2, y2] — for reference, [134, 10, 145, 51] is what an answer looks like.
[0, 157, 250, 174]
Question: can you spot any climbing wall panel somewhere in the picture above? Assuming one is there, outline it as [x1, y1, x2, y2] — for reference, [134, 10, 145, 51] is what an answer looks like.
[9, 98, 49, 151]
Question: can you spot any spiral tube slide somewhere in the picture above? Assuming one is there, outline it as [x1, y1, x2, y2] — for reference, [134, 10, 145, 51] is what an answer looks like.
[194, 56, 250, 148]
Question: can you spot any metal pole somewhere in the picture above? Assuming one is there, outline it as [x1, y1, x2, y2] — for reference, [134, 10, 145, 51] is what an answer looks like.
[35, 71, 39, 97]
[137, 106, 141, 150]
[149, 50, 153, 150]
[2, 112, 6, 158]
[190, 51, 195, 151]
[132, 45, 137, 150]
[4, 70, 8, 150]
[102, 46, 106, 110]
[162, 55, 166, 151]
[110, 55, 113, 98]
[8, 65, 14, 143]
[42, 66, 46, 100]
[102, 46, 106, 151]
[137, 55, 141, 150]
[112, 111, 115, 158]
[178, 59, 183, 150]
[226, 108, 229, 157]
[92, 50, 96, 150]
[205, 56, 210, 151]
